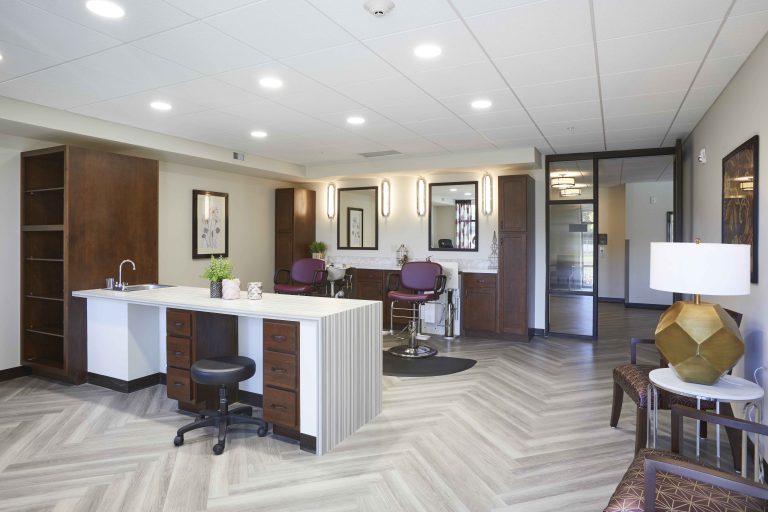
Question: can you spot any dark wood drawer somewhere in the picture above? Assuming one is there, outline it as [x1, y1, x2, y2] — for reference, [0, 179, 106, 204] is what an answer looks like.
[356, 268, 384, 282]
[167, 309, 192, 337]
[264, 320, 298, 354]
[463, 273, 497, 289]
[264, 350, 297, 390]
[167, 336, 192, 369]
[263, 386, 297, 427]
[166, 367, 192, 402]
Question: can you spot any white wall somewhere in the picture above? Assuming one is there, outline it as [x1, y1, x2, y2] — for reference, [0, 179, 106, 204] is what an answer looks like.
[158, 161, 290, 292]
[685, 33, 768, 420]
[313, 170, 547, 329]
[625, 181, 674, 305]
[598, 185, 626, 299]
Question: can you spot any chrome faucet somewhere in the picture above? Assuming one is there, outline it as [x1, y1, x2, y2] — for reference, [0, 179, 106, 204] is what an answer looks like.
[117, 259, 136, 290]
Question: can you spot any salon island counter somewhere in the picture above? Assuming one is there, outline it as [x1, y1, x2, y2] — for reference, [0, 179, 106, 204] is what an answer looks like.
[72, 286, 382, 455]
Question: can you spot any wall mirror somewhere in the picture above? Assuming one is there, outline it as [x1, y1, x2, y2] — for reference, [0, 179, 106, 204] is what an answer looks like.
[337, 186, 378, 250]
[429, 181, 478, 251]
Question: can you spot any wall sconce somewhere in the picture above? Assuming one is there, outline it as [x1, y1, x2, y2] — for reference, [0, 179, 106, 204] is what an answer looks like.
[416, 177, 427, 217]
[326, 183, 336, 219]
[482, 173, 493, 215]
[381, 179, 391, 217]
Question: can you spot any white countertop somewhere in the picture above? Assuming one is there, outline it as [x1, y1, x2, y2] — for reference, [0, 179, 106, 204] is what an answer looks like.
[73, 286, 379, 321]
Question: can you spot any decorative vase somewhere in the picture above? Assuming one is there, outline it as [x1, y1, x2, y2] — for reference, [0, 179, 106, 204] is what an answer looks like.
[312, 252, 323, 260]
[247, 281, 263, 300]
[210, 281, 223, 298]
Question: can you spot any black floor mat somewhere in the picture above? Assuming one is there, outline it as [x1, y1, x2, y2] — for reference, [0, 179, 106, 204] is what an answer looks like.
[382, 351, 476, 377]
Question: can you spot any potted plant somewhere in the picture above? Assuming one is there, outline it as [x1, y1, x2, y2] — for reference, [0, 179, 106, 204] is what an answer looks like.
[201, 256, 234, 298]
[309, 241, 327, 260]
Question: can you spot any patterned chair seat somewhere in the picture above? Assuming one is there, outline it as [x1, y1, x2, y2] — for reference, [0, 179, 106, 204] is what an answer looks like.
[604, 448, 768, 512]
[613, 364, 716, 410]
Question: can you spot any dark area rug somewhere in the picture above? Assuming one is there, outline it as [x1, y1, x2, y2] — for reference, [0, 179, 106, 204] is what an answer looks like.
[382, 351, 477, 377]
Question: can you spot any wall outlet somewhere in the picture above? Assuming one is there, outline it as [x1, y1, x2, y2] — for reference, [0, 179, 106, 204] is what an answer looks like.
[650, 196, 657, 204]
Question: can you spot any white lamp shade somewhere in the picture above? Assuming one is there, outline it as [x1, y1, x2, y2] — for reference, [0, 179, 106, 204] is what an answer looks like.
[650, 242, 751, 296]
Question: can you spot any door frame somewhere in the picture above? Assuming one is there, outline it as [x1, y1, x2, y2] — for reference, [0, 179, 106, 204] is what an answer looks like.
[545, 143, 682, 340]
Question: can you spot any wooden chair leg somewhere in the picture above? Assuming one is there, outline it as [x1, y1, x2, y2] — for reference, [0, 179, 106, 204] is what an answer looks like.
[635, 407, 647, 454]
[721, 402, 743, 470]
[610, 382, 623, 428]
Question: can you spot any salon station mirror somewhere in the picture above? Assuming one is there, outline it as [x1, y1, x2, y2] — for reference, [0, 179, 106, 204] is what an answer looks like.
[429, 181, 478, 251]
[337, 186, 378, 250]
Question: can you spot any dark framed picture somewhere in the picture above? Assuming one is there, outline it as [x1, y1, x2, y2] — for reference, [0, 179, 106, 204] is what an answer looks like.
[722, 135, 759, 283]
[598, 233, 608, 245]
[192, 190, 229, 259]
[347, 207, 363, 248]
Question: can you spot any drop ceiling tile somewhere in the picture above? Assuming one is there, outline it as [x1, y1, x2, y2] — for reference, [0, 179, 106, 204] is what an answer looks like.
[481, 125, 544, 144]
[163, 0, 258, 18]
[364, 21, 486, 75]
[0, 0, 120, 60]
[403, 116, 471, 137]
[515, 76, 599, 108]
[451, 0, 544, 17]
[334, 76, 429, 109]
[282, 43, 397, 86]
[708, 10, 768, 59]
[695, 55, 748, 88]
[132, 22, 269, 75]
[606, 126, 667, 143]
[438, 89, 522, 116]
[600, 62, 699, 99]
[462, 109, 531, 131]
[554, 142, 605, 154]
[604, 111, 676, 131]
[219, 99, 334, 136]
[527, 101, 601, 124]
[314, 108, 400, 134]
[409, 61, 507, 98]
[273, 89, 364, 117]
[602, 90, 685, 118]
[161, 110, 252, 141]
[494, 44, 596, 88]
[307, 0, 456, 40]
[539, 118, 603, 138]
[683, 85, 726, 109]
[606, 138, 664, 151]
[207, 0, 354, 59]
[0, 40, 59, 82]
[466, 0, 592, 58]
[425, 131, 495, 152]
[674, 107, 708, 126]
[215, 61, 327, 97]
[548, 131, 605, 148]
[374, 99, 454, 124]
[156, 77, 261, 109]
[495, 137, 550, 151]
[24, 0, 194, 42]
[732, 0, 768, 16]
[597, 22, 719, 75]
[592, 0, 728, 41]
[383, 137, 445, 155]
[0, 66, 114, 109]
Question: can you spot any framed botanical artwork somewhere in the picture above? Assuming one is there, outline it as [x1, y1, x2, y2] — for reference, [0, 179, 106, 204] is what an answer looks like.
[347, 207, 363, 248]
[722, 135, 759, 283]
[193, 190, 229, 259]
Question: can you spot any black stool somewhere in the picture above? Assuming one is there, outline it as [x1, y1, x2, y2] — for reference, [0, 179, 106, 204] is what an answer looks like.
[173, 356, 268, 455]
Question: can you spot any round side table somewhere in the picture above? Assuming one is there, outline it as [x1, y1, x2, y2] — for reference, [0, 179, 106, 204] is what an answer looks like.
[648, 368, 764, 480]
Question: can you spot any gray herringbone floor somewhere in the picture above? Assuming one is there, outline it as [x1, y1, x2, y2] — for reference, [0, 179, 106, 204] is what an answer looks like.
[0, 305, 734, 511]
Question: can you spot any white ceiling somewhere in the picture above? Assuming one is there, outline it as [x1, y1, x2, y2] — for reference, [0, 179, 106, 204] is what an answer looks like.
[0, 0, 767, 167]
[598, 155, 675, 186]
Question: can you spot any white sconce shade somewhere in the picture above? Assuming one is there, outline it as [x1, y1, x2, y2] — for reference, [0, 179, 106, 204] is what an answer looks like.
[416, 177, 427, 216]
[650, 242, 750, 296]
[327, 184, 336, 219]
[482, 174, 493, 215]
[382, 179, 391, 217]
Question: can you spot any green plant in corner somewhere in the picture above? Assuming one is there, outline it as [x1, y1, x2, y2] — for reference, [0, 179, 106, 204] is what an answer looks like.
[201, 255, 234, 282]
[309, 241, 327, 255]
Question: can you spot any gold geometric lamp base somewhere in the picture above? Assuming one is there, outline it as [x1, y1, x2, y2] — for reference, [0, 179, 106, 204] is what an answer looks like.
[655, 301, 744, 385]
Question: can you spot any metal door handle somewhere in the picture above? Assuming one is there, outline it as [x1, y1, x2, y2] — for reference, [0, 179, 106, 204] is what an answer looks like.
[271, 367, 287, 374]
[173, 351, 183, 356]
[270, 404, 287, 410]
[174, 322, 183, 327]
[173, 382, 183, 387]
[271, 335, 286, 342]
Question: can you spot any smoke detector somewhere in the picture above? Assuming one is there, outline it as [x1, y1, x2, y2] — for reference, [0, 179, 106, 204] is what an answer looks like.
[364, 0, 395, 17]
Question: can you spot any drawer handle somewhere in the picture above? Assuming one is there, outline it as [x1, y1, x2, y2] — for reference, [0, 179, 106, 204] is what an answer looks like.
[174, 322, 184, 327]
[270, 404, 287, 410]
[173, 351, 183, 356]
[173, 382, 183, 387]
[271, 335, 287, 342]
[270, 367, 287, 374]
[477, 280, 485, 284]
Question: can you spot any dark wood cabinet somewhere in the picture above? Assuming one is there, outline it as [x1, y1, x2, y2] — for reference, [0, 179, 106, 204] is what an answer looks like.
[352, 268, 407, 330]
[20, 146, 158, 383]
[263, 319, 300, 439]
[165, 309, 238, 412]
[462, 273, 498, 335]
[274, 188, 315, 272]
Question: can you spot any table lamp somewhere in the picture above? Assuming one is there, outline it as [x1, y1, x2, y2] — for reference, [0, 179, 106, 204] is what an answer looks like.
[649, 240, 751, 384]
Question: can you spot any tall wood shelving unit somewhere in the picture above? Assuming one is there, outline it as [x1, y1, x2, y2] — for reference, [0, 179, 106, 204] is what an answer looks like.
[20, 146, 159, 383]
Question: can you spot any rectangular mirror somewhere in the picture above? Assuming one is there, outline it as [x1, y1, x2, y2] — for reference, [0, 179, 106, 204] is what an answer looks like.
[429, 181, 478, 251]
[337, 187, 378, 250]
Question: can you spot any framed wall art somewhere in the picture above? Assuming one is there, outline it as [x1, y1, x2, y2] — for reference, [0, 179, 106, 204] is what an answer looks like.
[193, 190, 229, 259]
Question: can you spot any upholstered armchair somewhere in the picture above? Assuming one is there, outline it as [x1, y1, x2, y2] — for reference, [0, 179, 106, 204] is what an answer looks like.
[274, 258, 327, 296]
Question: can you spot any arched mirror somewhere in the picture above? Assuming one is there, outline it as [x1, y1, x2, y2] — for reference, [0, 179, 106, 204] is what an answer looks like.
[337, 186, 378, 250]
[428, 181, 478, 251]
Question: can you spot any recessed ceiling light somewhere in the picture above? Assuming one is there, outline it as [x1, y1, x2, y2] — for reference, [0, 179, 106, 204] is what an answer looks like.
[413, 44, 442, 59]
[464, 192, 472, 196]
[449, 188, 458, 192]
[471, 99, 492, 110]
[149, 101, 172, 111]
[86, 0, 125, 18]
[250, 130, 268, 139]
[258, 76, 283, 89]
[0, 53, 3, 61]
[346, 116, 366, 125]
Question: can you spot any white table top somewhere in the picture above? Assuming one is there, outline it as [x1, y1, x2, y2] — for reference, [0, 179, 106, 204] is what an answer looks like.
[649, 368, 764, 401]
[72, 286, 379, 321]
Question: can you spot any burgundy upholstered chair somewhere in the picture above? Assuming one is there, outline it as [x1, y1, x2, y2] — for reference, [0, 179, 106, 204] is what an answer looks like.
[386, 260, 446, 358]
[274, 258, 327, 296]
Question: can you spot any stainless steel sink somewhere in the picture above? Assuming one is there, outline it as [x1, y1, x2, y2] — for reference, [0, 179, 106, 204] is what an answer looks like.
[117, 284, 174, 292]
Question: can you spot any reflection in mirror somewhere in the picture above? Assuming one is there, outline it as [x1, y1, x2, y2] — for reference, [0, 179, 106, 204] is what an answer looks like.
[337, 187, 378, 250]
[429, 182, 478, 251]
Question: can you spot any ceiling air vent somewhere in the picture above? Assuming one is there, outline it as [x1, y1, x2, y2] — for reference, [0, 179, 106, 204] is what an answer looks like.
[358, 150, 402, 158]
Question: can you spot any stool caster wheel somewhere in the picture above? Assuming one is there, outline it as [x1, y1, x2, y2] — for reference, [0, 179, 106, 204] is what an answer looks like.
[212, 443, 224, 455]
[173, 435, 184, 447]
[257, 425, 268, 437]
